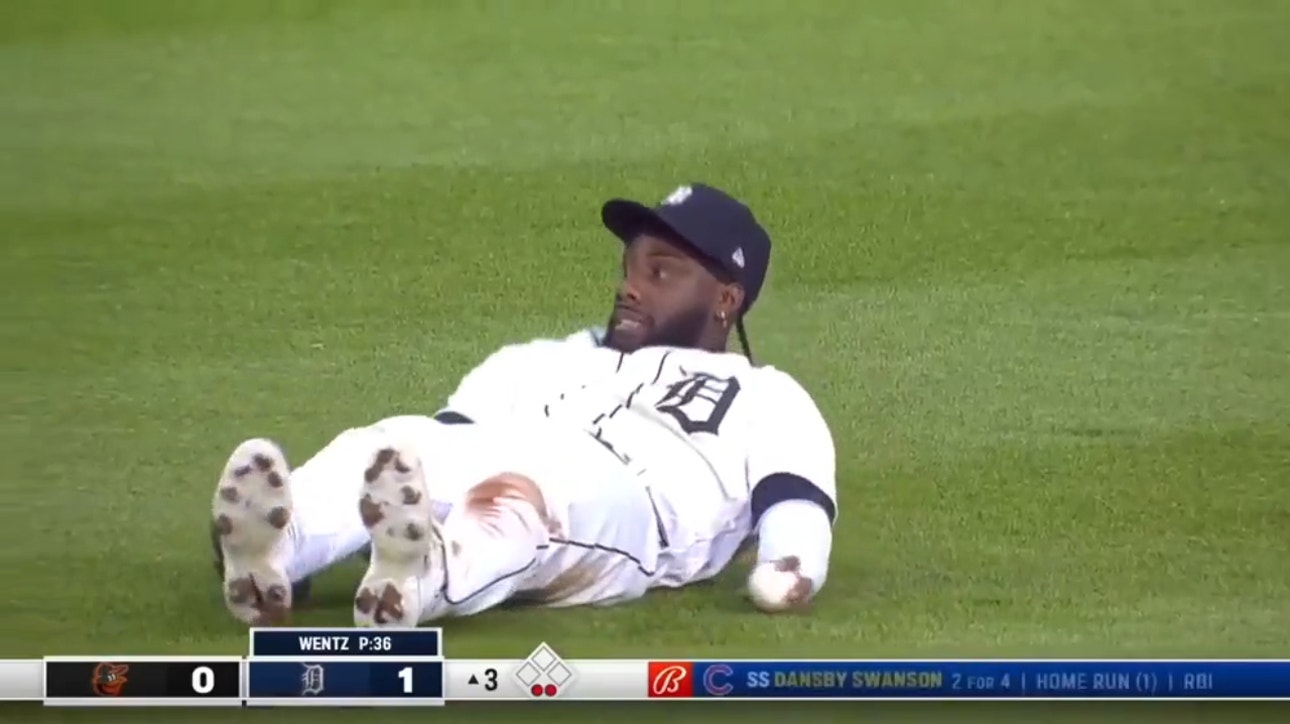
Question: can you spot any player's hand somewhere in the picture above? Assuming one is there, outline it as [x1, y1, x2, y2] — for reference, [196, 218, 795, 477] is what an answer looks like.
[748, 555, 814, 613]
[773, 556, 815, 610]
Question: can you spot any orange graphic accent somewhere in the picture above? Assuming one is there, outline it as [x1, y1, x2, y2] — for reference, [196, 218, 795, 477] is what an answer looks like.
[91, 662, 129, 697]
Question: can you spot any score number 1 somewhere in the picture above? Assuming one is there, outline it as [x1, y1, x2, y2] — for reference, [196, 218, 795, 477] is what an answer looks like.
[383, 662, 446, 698]
[396, 665, 492, 693]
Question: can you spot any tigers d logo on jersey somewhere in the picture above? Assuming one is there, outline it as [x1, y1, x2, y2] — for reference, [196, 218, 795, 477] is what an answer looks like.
[654, 373, 741, 436]
[91, 662, 129, 696]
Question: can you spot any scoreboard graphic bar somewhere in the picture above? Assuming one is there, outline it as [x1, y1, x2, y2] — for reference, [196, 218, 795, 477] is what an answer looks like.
[439, 656, 1290, 701]
[42, 656, 243, 707]
[246, 628, 445, 706]
[10, 646, 1289, 704]
[246, 659, 444, 706]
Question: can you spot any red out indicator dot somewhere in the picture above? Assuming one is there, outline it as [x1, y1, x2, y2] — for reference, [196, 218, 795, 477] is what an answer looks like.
[545, 684, 558, 696]
[531, 684, 543, 696]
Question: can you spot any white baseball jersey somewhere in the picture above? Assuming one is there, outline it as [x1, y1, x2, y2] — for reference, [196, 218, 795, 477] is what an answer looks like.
[441, 338, 837, 588]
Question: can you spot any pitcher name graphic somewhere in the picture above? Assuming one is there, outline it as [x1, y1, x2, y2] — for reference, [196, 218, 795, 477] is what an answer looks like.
[250, 627, 441, 657]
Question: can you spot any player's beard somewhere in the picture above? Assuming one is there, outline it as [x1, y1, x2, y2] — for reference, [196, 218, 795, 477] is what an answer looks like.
[603, 305, 710, 352]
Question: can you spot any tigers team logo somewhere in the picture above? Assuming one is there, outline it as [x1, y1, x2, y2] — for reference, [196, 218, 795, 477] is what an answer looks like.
[91, 662, 129, 697]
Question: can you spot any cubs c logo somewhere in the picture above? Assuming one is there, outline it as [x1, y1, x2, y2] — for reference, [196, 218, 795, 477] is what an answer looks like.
[704, 664, 734, 696]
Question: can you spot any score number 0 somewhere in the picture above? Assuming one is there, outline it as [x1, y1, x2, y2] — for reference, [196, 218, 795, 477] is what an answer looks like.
[191, 666, 216, 694]
[394, 666, 498, 693]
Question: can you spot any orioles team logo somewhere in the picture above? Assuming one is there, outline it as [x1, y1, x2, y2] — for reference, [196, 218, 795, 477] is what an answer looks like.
[91, 662, 129, 696]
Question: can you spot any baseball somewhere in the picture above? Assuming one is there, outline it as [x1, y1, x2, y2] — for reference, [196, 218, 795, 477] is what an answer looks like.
[747, 561, 800, 612]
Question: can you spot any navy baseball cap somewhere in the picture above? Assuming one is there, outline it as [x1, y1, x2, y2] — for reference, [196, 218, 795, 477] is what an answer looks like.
[600, 183, 773, 314]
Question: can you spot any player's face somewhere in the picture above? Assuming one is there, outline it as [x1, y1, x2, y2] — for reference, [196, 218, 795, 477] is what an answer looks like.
[604, 234, 725, 353]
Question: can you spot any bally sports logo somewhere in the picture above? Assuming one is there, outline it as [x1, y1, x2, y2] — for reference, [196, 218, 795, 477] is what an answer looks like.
[647, 662, 694, 697]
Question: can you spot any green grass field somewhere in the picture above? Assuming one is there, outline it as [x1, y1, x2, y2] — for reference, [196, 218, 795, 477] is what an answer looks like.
[3, 0, 1288, 721]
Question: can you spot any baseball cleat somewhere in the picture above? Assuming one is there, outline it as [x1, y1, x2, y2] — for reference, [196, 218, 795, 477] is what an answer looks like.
[353, 445, 440, 628]
[210, 438, 296, 625]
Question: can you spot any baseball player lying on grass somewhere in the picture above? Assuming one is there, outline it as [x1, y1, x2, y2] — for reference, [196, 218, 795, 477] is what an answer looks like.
[210, 183, 838, 627]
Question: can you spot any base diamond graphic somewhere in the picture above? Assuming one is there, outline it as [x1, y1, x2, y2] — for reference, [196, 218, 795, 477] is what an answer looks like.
[514, 662, 541, 686]
[547, 662, 573, 686]
[512, 642, 577, 697]
[529, 643, 557, 670]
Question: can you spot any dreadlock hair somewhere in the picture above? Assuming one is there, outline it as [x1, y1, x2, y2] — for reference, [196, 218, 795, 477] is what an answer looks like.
[681, 241, 755, 364]
[735, 317, 755, 365]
